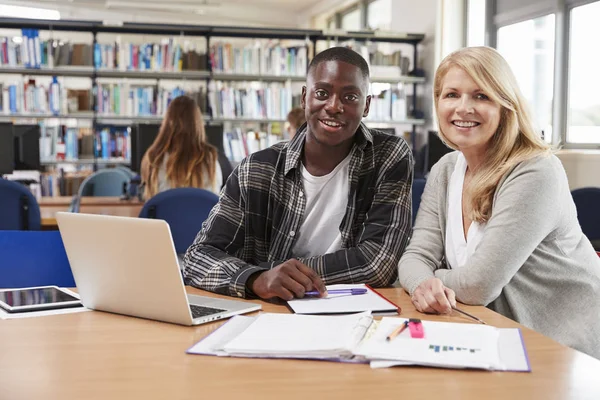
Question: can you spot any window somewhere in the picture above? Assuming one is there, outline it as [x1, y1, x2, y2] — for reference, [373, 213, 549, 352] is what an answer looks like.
[466, 0, 486, 46]
[567, 1, 600, 144]
[497, 14, 555, 142]
[341, 6, 361, 31]
[367, 0, 391, 30]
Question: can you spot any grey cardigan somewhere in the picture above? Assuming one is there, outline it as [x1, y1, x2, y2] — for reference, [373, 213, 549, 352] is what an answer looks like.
[399, 152, 600, 359]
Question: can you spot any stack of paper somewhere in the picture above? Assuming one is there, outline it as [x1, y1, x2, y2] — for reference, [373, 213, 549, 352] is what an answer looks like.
[188, 312, 373, 360]
[355, 318, 530, 371]
[287, 284, 399, 315]
[188, 313, 530, 372]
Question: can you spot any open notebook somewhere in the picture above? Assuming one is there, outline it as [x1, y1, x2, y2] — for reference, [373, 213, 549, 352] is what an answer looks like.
[187, 313, 530, 371]
[287, 284, 399, 315]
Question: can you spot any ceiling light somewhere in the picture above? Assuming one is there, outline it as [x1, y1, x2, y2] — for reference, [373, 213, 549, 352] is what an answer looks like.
[0, 5, 60, 20]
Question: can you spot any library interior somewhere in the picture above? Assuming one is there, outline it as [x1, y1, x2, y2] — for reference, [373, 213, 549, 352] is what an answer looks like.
[1, 0, 600, 399]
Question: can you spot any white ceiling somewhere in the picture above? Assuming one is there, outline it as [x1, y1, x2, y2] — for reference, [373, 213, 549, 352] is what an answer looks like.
[0, 0, 336, 28]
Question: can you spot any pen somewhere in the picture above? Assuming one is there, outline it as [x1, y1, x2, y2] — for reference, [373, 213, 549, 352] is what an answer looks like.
[452, 306, 486, 324]
[304, 288, 368, 296]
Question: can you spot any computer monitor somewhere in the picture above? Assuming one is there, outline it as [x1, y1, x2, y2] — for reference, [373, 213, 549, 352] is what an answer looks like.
[130, 123, 161, 174]
[13, 124, 41, 170]
[0, 123, 14, 175]
[205, 124, 225, 153]
[130, 123, 226, 174]
[426, 131, 453, 172]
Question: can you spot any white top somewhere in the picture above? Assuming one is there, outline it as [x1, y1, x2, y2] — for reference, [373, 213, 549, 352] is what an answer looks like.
[444, 152, 486, 269]
[157, 154, 223, 195]
[292, 154, 352, 258]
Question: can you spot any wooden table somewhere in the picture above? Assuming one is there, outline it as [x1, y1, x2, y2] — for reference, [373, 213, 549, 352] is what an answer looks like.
[39, 196, 144, 228]
[1, 287, 599, 399]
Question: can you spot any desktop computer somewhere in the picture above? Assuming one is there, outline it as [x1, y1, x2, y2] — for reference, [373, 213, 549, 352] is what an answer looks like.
[130, 123, 227, 174]
[0, 123, 14, 175]
[13, 124, 41, 171]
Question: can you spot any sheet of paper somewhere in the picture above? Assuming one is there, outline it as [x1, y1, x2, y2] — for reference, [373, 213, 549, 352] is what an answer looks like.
[0, 289, 90, 320]
[222, 312, 372, 359]
[356, 317, 503, 370]
[287, 284, 397, 315]
[497, 328, 530, 372]
[187, 315, 256, 356]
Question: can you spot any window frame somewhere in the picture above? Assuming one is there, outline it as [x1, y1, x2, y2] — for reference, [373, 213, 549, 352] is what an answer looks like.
[484, 0, 600, 148]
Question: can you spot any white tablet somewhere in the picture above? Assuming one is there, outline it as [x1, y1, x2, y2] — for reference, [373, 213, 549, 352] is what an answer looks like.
[0, 286, 82, 313]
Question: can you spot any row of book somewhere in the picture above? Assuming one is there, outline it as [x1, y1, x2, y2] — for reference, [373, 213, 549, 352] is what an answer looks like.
[0, 32, 93, 68]
[40, 171, 92, 197]
[207, 81, 298, 120]
[0, 78, 68, 114]
[364, 88, 408, 121]
[96, 83, 195, 117]
[40, 124, 131, 162]
[223, 128, 284, 162]
[94, 39, 207, 72]
[209, 43, 308, 76]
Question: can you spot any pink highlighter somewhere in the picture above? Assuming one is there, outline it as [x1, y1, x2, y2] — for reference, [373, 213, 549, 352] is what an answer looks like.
[408, 319, 425, 339]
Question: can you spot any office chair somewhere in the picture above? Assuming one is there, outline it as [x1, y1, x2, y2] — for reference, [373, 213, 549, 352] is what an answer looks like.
[0, 230, 75, 288]
[571, 187, 600, 250]
[138, 188, 219, 254]
[412, 178, 427, 225]
[0, 178, 41, 230]
[78, 168, 131, 197]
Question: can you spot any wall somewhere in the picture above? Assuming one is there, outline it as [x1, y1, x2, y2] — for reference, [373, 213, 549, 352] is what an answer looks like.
[556, 150, 600, 190]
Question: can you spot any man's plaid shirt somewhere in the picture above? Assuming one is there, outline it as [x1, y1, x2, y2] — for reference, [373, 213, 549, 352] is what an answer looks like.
[183, 123, 413, 298]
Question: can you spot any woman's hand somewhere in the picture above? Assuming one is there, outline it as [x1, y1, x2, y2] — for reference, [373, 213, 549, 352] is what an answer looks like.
[411, 277, 456, 314]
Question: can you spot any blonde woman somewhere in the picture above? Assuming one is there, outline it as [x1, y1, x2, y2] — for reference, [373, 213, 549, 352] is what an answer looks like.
[141, 96, 222, 198]
[398, 46, 600, 358]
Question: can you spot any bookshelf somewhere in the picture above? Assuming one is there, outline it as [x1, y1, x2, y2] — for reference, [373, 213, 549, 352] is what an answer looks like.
[0, 17, 427, 173]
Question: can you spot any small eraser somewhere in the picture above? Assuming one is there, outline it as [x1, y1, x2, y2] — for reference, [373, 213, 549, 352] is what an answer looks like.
[408, 321, 425, 338]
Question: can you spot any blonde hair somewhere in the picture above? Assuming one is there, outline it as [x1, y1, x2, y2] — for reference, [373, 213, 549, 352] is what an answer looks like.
[141, 96, 217, 198]
[433, 46, 551, 223]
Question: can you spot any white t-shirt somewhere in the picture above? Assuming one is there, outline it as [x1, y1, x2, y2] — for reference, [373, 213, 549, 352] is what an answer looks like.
[292, 154, 352, 258]
[445, 152, 487, 269]
[157, 154, 222, 195]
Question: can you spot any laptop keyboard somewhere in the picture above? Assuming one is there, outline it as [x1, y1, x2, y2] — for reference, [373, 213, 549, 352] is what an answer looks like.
[189, 304, 227, 319]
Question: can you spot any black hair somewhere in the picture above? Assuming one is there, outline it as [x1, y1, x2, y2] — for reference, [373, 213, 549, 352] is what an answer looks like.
[308, 46, 370, 81]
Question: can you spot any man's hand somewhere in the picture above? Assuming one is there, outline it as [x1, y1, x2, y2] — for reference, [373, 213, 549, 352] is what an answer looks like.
[411, 277, 456, 314]
[250, 259, 327, 301]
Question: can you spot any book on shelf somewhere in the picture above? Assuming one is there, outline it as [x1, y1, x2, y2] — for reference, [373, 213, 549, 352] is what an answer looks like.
[210, 42, 307, 76]
[95, 126, 130, 161]
[223, 127, 284, 162]
[0, 77, 86, 115]
[94, 37, 207, 72]
[364, 87, 407, 122]
[208, 80, 296, 120]
[95, 83, 205, 118]
[0, 29, 93, 69]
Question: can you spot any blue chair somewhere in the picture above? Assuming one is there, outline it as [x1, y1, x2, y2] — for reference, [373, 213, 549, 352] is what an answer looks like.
[78, 168, 131, 197]
[571, 187, 600, 245]
[0, 179, 41, 230]
[412, 178, 426, 225]
[139, 188, 219, 254]
[0, 230, 75, 288]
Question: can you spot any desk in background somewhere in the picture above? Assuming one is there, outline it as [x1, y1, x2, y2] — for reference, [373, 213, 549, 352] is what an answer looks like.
[1, 287, 599, 399]
[39, 196, 144, 229]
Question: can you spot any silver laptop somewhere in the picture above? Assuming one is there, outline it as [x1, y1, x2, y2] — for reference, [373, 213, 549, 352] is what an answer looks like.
[56, 212, 261, 326]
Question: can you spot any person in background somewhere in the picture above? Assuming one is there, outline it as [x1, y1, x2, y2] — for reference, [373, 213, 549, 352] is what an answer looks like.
[184, 46, 413, 302]
[286, 107, 306, 140]
[398, 46, 600, 359]
[141, 96, 222, 198]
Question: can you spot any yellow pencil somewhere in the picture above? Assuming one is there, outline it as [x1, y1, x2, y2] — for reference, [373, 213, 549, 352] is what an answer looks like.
[386, 320, 409, 341]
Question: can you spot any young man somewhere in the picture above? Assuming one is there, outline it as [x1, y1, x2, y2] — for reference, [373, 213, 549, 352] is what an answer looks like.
[183, 47, 413, 301]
